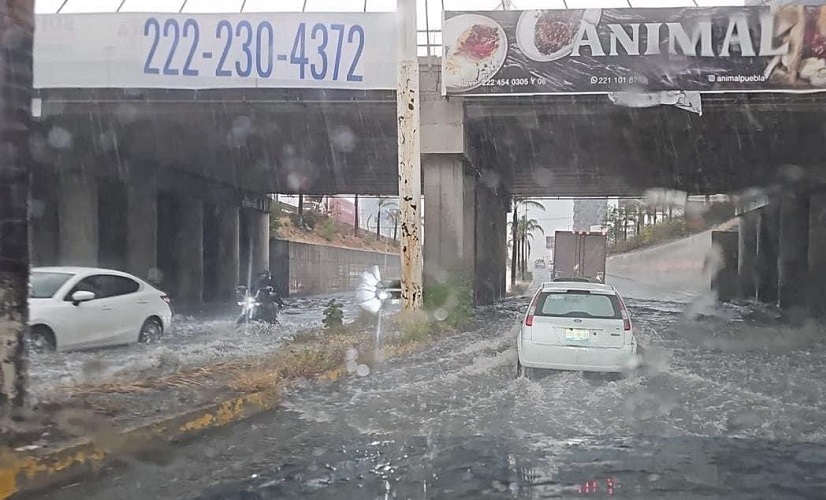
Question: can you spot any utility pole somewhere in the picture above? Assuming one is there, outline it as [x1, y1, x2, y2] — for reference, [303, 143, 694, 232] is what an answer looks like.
[0, 0, 34, 419]
[396, 0, 423, 310]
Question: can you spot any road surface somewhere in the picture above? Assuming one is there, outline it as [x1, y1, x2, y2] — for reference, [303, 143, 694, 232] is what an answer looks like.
[33, 271, 826, 499]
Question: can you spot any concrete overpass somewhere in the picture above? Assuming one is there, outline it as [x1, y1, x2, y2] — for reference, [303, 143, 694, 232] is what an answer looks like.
[31, 55, 826, 312]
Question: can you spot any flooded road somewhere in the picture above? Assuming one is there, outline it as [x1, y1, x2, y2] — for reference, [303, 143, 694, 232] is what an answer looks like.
[38, 272, 826, 499]
[28, 293, 361, 399]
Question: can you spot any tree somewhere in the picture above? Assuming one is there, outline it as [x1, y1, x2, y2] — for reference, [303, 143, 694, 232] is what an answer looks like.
[0, 0, 34, 418]
[510, 198, 545, 288]
[510, 214, 543, 281]
[353, 195, 359, 237]
[387, 208, 400, 241]
[374, 197, 397, 241]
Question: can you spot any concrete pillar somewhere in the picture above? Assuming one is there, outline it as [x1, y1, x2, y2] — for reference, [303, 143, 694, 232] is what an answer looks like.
[175, 197, 204, 303]
[423, 154, 475, 285]
[809, 192, 826, 319]
[59, 174, 98, 266]
[29, 172, 59, 266]
[475, 181, 501, 305]
[737, 211, 758, 299]
[778, 195, 810, 314]
[756, 204, 780, 304]
[249, 209, 270, 275]
[215, 204, 240, 300]
[126, 183, 157, 281]
[711, 231, 738, 302]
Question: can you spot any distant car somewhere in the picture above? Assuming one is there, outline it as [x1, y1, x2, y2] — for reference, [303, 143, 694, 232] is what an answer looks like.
[534, 259, 546, 268]
[28, 267, 173, 352]
[517, 281, 637, 375]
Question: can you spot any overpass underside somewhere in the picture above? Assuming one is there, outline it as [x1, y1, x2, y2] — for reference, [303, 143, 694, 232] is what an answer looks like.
[32, 73, 826, 307]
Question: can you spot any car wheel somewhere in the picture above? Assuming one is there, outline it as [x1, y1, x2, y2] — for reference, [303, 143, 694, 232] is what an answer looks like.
[28, 326, 56, 353]
[139, 318, 163, 344]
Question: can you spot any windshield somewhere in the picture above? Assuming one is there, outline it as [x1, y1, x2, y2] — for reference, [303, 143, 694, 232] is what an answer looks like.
[4, 0, 826, 498]
[536, 291, 622, 319]
[29, 272, 74, 298]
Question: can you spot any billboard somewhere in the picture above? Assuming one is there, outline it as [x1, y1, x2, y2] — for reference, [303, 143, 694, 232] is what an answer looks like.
[442, 6, 826, 95]
[35, 13, 396, 89]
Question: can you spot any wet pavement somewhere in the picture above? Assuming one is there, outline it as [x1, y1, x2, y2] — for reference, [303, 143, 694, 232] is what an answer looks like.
[33, 272, 826, 499]
[28, 293, 361, 402]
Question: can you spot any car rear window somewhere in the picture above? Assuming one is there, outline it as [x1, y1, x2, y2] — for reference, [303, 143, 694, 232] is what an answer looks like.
[535, 291, 622, 319]
[30, 272, 74, 298]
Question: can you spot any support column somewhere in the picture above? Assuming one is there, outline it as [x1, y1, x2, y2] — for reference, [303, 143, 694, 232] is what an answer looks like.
[778, 195, 810, 314]
[59, 174, 98, 266]
[737, 211, 758, 299]
[475, 181, 499, 306]
[126, 183, 157, 281]
[711, 231, 738, 302]
[216, 204, 240, 301]
[249, 209, 270, 275]
[756, 204, 779, 304]
[809, 192, 826, 319]
[175, 197, 204, 303]
[29, 170, 59, 266]
[423, 154, 474, 287]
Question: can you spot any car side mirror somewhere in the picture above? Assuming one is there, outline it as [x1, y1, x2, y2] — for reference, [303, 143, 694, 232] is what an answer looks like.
[518, 305, 529, 314]
[71, 290, 95, 305]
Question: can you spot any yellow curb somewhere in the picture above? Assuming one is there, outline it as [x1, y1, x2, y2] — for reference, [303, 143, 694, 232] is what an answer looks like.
[0, 365, 346, 499]
[0, 337, 432, 498]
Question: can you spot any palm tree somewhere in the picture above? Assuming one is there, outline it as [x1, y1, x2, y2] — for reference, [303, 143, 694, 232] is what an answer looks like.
[510, 198, 545, 287]
[374, 197, 397, 241]
[386, 208, 400, 241]
[517, 216, 544, 279]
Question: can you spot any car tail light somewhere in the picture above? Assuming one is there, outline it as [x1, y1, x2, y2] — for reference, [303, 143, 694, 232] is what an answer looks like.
[525, 294, 540, 326]
[161, 295, 171, 304]
[619, 297, 631, 331]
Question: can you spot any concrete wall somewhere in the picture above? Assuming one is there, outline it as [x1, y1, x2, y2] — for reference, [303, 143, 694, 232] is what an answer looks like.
[606, 228, 720, 302]
[270, 239, 400, 296]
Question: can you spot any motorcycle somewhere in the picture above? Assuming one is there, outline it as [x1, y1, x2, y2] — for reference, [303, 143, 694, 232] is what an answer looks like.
[235, 285, 280, 326]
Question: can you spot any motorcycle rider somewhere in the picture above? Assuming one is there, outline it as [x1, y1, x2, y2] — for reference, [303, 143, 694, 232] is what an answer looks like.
[254, 270, 286, 309]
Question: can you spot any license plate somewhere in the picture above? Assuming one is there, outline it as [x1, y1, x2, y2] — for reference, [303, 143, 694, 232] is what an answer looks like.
[565, 328, 590, 341]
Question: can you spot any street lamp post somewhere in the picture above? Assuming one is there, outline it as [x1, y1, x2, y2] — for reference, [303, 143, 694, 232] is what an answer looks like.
[396, 0, 423, 310]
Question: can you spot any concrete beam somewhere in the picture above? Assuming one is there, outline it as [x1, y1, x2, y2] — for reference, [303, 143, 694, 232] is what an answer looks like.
[420, 57, 464, 156]
[126, 182, 158, 281]
[778, 195, 809, 315]
[58, 174, 98, 267]
[756, 204, 779, 304]
[737, 211, 758, 299]
[809, 192, 826, 319]
[474, 181, 506, 305]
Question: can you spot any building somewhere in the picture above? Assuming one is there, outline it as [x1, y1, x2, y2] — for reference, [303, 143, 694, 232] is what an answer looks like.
[572, 199, 608, 232]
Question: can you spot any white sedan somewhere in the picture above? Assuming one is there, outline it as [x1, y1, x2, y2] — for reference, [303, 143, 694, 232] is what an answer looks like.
[28, 267, 173, 352]
[517, 281, 637, 375]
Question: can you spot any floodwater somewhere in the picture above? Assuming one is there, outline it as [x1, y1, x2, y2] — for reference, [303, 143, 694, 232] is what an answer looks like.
[27, 292, 361, 400]
[36, 271, 826, 499]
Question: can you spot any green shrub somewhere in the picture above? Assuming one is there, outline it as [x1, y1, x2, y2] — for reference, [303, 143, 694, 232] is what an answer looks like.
[269, 202, 282, 237]
[322, 299, 344, 330]
[320, 219, 336, 241]
[423, 276, 473, 329]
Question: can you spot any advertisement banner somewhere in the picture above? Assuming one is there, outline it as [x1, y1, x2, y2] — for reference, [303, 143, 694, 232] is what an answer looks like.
[34, 13, 396, 89]
[442, 6, 826, 95]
